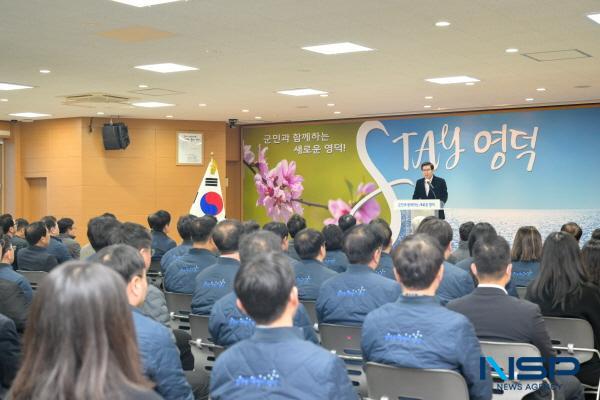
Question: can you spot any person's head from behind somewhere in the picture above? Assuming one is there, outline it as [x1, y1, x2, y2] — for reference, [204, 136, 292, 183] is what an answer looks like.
[176, 214, 197, 242]
[239, 230, 282, 265]
[263, 221, 289, 251]
[411, 215, 426, 233]
[242, 220, 260, 235]
[294, 228, 326, 261]
[561, 222, 582, 242]
[109, 223, 152, 268]
[0, 234, 15, 264]
[391, 234, 444, 293]
[343, 224, 381, 267]
[87, 216, 122, 252]
[471, 235, 512, 286]
[287, 214, 306, 239]
[529, 232, 587, 308]
[468, 222, 497, 256]
[322, 224, 344, 251]
[15, 218, 29, 237]
[212, 219, 243, 255]
[416, 217, 453, 259]
[11, 261, 151, 400]
[592, 229, 600, 240]
[25, 221, 50, 247]
[58, 217, 75, 237]
[147, 209, 171, 233]
[511, 226, 542, 262]
[234, 252, 297, 325]
[41, 215, 58, 236]
[370, 218, 393, 252]
[95, 244, 149, 307]
[459, 221, 475, 242]
[0, 214, 15, 236]
[338, 214, 356, 232]
[420, 161, 435, 180]
[582, 239, 600, 286]
[189, 216, 217, 249]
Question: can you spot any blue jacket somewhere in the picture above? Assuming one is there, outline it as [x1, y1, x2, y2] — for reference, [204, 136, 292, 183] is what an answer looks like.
[164, 248, 218, 294]
[210, 327, 357, 400]
[322, 250, 349, 273]
[510, 261, 540, 287]
[132, 308, 193, 400]
[316, 264, 401, 326]
[191, 257, 240, 315]
[0, 264, 33, 302]
[209, 292, 319, 346]
[48, 237, 72, 264]
[160, 241, 192, 273]
[151, 231, 177, 263]
[374, 252, 395, 280]
[293, 259, 337, 301]
[361, 295, 492, 400]
[437, 261, 475, 305]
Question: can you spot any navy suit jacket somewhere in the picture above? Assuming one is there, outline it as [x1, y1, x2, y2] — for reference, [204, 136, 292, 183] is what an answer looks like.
[412, 175, 448, 219]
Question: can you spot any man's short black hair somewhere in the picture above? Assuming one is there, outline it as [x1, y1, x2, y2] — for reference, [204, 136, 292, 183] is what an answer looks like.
[343, 224, 380, 264]
[41, 216, 57, 232]
[109, 222, 151, 251]
[212, 220, 243, 254]
[87, 216, 122, 251]
[472, 235, 511, 280]
[322, 224, 344, 251]
[101, 212, 117, 220]
[242, 220, 260, 235]
[294, 228, 324, 260]
[420, 161, 435, 170]
[190, 216, 217, 243]
[593, 229, 600, 241]
[561, 222, 583, 242]
[392, 234, 443, 290]
[57, 218, 74, 234]
[147, 210, 171, 232]
[0, 215, 14, 234]
[234, 252, 294, 325]
[262, 222, 288, 241]
[416, 217, 453, 249]
[25, 221, 48, 246]
[338, 214, 356, 232]
[370, 219, 392, 248]
[468, 222, 497, 256]
[459, 221, 475, 242]
[15, 218, 29, 232]
[287, 214, 306, 239]
[0, 234, 12, 258]
[176, 214, 197, 241]
[239, 230, 282, 265]
[94, 244, 146, 283]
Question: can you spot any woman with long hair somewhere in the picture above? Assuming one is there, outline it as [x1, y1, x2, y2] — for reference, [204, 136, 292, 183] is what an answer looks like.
[510, 226, 542, 287]
[10, 261, 161, 400]
[582, 239, 600, 287]
[527, 232, 600, 386]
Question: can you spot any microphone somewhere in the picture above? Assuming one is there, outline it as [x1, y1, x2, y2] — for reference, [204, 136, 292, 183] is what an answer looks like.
[427, 180, 437, 199]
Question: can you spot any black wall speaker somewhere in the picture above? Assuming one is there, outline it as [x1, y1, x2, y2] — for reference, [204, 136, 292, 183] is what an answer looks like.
[102, 123, 130, 150]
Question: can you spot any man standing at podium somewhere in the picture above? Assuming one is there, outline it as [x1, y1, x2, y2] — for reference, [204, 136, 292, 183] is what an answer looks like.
[412, 162, 448, 219]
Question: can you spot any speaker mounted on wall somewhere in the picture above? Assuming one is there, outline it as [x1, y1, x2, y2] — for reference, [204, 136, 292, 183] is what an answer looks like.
[102, 123, 130, 150]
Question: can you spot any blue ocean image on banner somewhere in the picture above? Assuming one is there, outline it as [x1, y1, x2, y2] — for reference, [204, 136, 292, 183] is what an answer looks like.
[363, 107, 600, 246]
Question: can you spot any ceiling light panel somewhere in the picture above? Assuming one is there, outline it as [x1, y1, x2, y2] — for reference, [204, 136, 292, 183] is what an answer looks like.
[134, 63, 197, 73]
[425, 76, 480, 84]
[0, 82, 33, 91]
[9, 112, 51, 118]
[302, 42, 373, 55]
[111, 0, 183, 7]
[132, 101, 174, 108]
[277, 88, 328, 96]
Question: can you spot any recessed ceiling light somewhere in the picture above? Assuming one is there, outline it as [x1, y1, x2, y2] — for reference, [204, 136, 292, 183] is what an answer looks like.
[131, 101, 174, 108]
[0, 82, 33, 91]
[96, 111, 105, 115]
[134, 63, 198, 73]
[138, 84, 149, 88]
[435, 21, 451, 27]
[333, 111, 341, 114]
[587, 13, 600, 24]
[327, 103, 335, 107]
[198, 103, 207, 107]
[254, 116, 262, 120]
[505, 48, 519, 53]
[111, 0, 183, 7]
[302, 42, 374, 55]
[424, 96, 433, 99]
[165, 115, 173, 118]
[0, 99, 7, 102]
[525, 98, 534, 102]
[465, 82, 476, 86]
[536, 87, 546, 92]
[241, 109, 249, 113]
[277, 88, 328, 96]
[39, 69, 51, 74]
[425, 76, 479, 85]
[424, 105, 432, 108]
[9, 112, 51, 118]
[319, 94, 329, 97]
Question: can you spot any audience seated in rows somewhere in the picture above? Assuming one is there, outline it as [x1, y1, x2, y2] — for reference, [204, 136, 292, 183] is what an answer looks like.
[191, 220, 243, 315]
[361, 233, 492, 400]
[321, 224, 349, 273]
[510, 226, 542, 287]
[561, 221, 583, 243]
[292, 228, 336, 301]
[316, 224, 400, 325]
[164, 216, 217, 294]
[41, 215, 72, 264]
[210, 251, 356, 400]
[148, 209, 177, 265]
[57, 217, 81, 260]
[16, 221, 58, 272]
[448, 221, 474, 264]
[448, 235, 583, 400]
[9, 262, 161, 400]
[370, 218, 395, 280]
[286, 214, 306, 261]
[160, 214, 197, 273]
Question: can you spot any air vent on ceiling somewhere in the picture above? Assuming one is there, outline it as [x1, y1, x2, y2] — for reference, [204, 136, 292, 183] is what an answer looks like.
[522, 49, 592, 62]
[63, 93, 132, 104]
[129, 88, 183, 96]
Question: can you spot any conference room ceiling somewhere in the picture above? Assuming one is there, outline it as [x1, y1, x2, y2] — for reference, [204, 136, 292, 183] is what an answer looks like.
[1, 0, 600, 124]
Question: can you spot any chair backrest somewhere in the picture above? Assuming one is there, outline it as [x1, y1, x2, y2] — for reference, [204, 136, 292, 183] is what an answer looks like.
[364, 362, 469, 400]
[318, 323, 362, 357]
[543, 316, 595, 364]
[515, 286, 527, 299]
[300, 300, 317, 325]
[189, 313, 212, 342]
[17, 270, 48, 290]
[164, 291, 192, 315]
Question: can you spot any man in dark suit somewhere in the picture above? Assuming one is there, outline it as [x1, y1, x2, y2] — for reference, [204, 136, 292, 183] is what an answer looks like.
[412, 161, 448, 219]
[16, 221, 58, 272]
[447, 235, 584, 400]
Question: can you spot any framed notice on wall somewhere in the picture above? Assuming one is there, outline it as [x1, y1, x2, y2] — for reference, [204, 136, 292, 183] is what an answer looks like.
[177, 132, 203, 165]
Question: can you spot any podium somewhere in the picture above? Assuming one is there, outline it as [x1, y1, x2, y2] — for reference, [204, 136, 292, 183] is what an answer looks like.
[395, 199, 445, 229]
